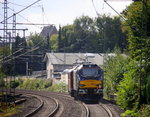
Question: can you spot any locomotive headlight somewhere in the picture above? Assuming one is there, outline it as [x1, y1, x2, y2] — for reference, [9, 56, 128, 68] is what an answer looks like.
[96, 84, 102, 88]
[79, 89, 87, 94]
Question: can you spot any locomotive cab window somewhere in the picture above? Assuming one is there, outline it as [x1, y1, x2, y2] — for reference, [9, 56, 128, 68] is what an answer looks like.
[79, 68, 101, 78]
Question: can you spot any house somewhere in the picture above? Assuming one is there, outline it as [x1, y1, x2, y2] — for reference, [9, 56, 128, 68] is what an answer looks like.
[43, 53, 104, 81]
[40, 25, 58, 39]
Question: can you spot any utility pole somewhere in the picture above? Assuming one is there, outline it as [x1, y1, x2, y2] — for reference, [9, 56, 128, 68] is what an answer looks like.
[3, 0, 8, 106]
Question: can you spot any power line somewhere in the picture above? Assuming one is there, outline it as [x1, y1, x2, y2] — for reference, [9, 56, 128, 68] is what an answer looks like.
[2, 47, 39, 63]
[7, 1, 42, 8]
[91, 0, 104, 28]
[8, 7, 41, 29]
[104, 0, 126, 21]
[103, 0, 139, 34]
[5, 22, 53, 26]
[0, 0, 41, 24]
[2, 33, 48, 64]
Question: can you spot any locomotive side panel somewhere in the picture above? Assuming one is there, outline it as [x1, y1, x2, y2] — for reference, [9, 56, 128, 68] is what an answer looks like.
[68, 71, 74, 96]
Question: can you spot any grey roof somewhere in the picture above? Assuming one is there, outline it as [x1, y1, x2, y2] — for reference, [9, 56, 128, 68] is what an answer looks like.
[40, 25, 57, 38]
[44, 53, 104, 66]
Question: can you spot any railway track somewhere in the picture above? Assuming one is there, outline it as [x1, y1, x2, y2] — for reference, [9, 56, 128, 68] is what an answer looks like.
[13, 90, 120, 117]
[86, 102, 113, 117]
[14, 90, 59, 117]
[15, 90, 89, 117]
[43, 91, 89, 117]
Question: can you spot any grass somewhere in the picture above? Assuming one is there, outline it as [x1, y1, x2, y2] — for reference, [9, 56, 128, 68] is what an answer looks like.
[0, 105, 21, 117]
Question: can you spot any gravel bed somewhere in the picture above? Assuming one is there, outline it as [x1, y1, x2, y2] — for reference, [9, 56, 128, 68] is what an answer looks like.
[10, 95, 41, 117]
[100, 99, 125, 117]
[15, 90, 85, 117]
[13, 89, 123, 117]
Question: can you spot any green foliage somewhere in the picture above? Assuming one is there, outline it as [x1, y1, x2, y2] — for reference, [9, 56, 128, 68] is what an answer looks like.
[27, 33, 46, 54]
[47, 82, 68, 92]
[16, 78, 67, 92]
[50, 34, 58, 51]
[0, 73, 5, 87]
[57, 15, 127, 53]
[146, 74, 150, 104]
[17, 78, 52, 90]
[104, 48, 128, 99]
[119, 0, 150, 113]
[137, 105, 150, 117]
[96, 15, 127, 52]
[26, 33, 46, 71]
[117, 60, 139, 110]
[8, 81, 19, 88]
[121, 110, 137, 117]
[0, 105, 21, 117]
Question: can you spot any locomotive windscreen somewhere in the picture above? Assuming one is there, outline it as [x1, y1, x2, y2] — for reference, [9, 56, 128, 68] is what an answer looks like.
[81, 68, 99, 77]
[79, 67, 102, 79]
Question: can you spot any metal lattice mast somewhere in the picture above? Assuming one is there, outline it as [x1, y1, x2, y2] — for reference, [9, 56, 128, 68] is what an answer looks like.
[12, 14, 16, 40]
[3, 0, 8, 42]
[3, 0, 8, 106]
[10, 13, 16, 102]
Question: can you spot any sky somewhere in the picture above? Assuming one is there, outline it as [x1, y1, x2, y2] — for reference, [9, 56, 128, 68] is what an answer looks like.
[0, 0, 132, 37]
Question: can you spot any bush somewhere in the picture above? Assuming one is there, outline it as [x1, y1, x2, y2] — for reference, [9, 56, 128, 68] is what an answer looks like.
[16, 78, 53, 90]
[47, 82, 68, 92]
[104, 49, 128, 99]
[146, 74, 150, 104]
[121, 110, 137, 117]
[0, 73, 5, 87]
[117, 60, 139, 110]
[137, 105, 150, 117]
[9, 81, 19, 88]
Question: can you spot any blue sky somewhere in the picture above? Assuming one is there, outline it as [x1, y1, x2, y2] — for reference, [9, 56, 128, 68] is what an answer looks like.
[0, 0, 132, 37]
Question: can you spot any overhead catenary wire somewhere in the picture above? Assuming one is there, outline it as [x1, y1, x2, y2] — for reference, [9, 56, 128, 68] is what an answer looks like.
[103, 0, 139, 33]
[8, 7, 41, 29]
[1, 32, 48, 64]
[0, 38, 28, 61]
[6, 1, 42, 8]
[91, 0, 105, 29]
[0, 0, 52, 65]
[2, 46, 39, 63]
[104, 0, 126, 21]
[0, 0, 41, 24]
[0, 48, 23, 61]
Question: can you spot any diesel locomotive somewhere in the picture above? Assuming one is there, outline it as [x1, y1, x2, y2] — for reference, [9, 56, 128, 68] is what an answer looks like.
[68, 63, 103, 101]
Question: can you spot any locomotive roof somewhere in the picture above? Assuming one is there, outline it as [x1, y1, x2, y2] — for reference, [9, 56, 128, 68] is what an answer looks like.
[44, 53, 104, 66]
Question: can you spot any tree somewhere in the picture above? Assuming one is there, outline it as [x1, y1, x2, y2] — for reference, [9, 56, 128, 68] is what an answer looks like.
[104, 48, 128, 99]
[56, 15, 127, 53]
[58, 25, 63, 52]
[26, 33, 46, 72]
[122, 0, 150, 104]
[96, 15, 127, 52]
[50, 34, 58, 52]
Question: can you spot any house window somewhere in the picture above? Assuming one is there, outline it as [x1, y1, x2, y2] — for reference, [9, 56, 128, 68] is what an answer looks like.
[53, 73, 61, 79]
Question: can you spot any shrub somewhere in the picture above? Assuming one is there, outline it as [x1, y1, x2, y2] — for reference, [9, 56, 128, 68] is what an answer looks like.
[47, 82, 68, 92]
[104, 50, 128, 99]
[117, 60, 139, 110]
[0, 73, 5, 87]
[137, 105, 150, 117]
[121, 110, 137, 117]
[146, 74, 150, 104]
[16, 78, 53, 90]
[9, 81, 19, 88]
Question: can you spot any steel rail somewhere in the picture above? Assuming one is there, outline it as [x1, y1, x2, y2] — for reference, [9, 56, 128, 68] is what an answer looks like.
[100, 104, 113, 117]
[16, 91, 60, 117]
[24, 94, 44, 117]
[82, 102, 90, 117]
